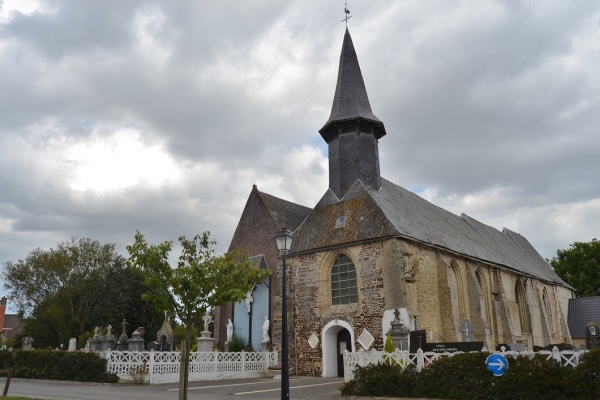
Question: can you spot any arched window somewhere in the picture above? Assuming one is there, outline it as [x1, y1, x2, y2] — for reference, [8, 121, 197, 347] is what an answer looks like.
[448, 262, 466, 319]
[331, 254, 358, 305]
[515, 280, 531, 333]
[543, 288, 554, 335]
[475, 269, 490, 323]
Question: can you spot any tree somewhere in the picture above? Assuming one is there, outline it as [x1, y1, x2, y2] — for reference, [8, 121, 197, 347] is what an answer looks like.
[126, 231, 270, 400]
[550, 238, 600, 297]
[2, 237, 162, 348]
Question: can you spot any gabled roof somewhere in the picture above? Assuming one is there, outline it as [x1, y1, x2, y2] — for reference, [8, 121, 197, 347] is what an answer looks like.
[319, 28, 386, 142]
[258, 190, 312, 231]
[292, 178, 569, 288]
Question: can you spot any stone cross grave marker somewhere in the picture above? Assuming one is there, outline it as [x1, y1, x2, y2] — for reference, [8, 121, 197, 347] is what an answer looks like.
[460, 319, 474, 342]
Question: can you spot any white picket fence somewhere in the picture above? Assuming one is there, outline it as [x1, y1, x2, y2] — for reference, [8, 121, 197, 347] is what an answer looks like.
[102, 350, 278, 384]
[342, 347, 588, 381]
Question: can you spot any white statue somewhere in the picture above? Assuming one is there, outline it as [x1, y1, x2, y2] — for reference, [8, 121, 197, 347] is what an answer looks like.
[245, 289, 254, 314]
[203, 313, 211, 332]
[227, 319, 234, 342]
[261, 317, 270, 342]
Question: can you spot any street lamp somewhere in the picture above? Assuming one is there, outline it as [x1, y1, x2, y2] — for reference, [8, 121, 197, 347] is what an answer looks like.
[275, 227, 293, 400]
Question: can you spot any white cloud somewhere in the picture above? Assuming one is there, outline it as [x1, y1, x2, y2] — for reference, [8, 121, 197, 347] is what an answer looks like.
[1, 0, 599, 302]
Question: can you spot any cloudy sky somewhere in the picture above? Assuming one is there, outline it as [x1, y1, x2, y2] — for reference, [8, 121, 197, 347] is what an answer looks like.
[1, 0, 599, 301]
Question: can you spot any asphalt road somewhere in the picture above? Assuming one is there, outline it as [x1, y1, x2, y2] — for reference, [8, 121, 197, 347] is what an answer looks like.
[7, 376, 346, 400]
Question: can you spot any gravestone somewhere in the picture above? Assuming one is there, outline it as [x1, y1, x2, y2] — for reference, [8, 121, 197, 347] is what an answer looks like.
[197, 312, 216, 352]
[388, 309, 410, 350]
[586, 323, 600, 350]
[460, 319, 474, 342]
[22, 336, 34, 350]
[89, 326, 104, 352]
[509, 342, 526, 352]
[425, 341, 484, 353]
[147, 341, 161, 351]
[127, 329, 145, 352]
[101, 325, 116, 351]
[409, 330, 427, 353]
[496, 343, 510, 351]
[68, 338, 77, 351]
[116, 319, 130, 351]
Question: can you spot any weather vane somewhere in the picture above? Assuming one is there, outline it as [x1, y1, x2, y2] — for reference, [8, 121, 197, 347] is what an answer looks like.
[342, 0, 352, 26]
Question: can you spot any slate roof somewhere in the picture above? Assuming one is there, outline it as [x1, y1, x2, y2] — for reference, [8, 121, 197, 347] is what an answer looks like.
[258, 191, 312, 231]
[319, 28, 386, 142]
[568, 297, 600, 339]
[292, 178, 569, 288]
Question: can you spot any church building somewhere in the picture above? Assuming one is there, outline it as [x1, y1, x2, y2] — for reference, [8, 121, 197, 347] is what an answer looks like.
[215, 28, 574, 377]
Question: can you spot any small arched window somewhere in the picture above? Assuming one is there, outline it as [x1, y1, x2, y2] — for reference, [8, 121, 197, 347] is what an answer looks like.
[331, 254, 358, 305]
[515, 280, 531, 333]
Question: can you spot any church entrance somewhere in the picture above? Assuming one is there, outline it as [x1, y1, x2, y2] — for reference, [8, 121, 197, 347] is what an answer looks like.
[336, 329, 351, 377]
[321, 319, 354, 378]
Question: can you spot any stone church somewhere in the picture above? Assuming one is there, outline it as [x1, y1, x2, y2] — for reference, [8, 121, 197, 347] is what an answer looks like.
[215, 28, 574, 377]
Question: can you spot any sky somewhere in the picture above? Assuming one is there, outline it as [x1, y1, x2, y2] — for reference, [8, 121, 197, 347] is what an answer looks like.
[1, 0, 599, 302]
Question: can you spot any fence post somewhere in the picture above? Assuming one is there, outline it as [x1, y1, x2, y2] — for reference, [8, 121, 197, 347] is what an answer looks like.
[416, 348, 424, 372]
[241, 351, 246, 379]
[552, 346, 561, 364]
[213, 351, 218, 381]
[147, 351, 154, 384]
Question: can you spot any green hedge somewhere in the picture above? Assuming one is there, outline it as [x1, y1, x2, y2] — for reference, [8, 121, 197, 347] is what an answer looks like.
[340, 350, 600, 400]
[0, 350, 118, 383]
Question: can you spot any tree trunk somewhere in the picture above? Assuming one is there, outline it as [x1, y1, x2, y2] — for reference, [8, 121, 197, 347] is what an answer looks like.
[178, 333, 191, 400]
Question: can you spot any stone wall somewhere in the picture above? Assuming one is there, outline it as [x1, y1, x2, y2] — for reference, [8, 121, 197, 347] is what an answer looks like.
[286, 236, 573, 375]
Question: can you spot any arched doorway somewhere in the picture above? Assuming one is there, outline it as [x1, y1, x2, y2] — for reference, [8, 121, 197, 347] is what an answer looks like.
[321, 320, 355, 377]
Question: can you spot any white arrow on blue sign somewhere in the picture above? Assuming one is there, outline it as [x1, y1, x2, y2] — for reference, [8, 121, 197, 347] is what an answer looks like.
[485, 353, 509, 376]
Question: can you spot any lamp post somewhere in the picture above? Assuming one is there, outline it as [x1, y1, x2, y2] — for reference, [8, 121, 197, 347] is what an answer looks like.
[275, 228, 293, 400]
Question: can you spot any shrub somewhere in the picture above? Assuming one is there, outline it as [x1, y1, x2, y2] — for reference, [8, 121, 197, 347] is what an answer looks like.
[494, 354, 575, 400]
[571, 349, 600, 400]
[227, 334, 247, 352]
[415, 352, 494, 400]
[340, 362, 417, 397]
[0, 350, 118, 383]
[343, 351, 591, 400]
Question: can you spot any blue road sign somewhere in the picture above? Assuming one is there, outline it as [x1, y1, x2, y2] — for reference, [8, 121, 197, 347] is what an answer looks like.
[485, 353, 509, 376]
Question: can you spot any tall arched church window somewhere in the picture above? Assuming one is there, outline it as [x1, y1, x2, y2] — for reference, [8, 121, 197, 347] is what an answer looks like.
[448, 262, 466, 319]
[331, 254, 358, 305]
[475, 269, 490, 323]
[543, 288, 554, 335]
[515, 280, 531, 333]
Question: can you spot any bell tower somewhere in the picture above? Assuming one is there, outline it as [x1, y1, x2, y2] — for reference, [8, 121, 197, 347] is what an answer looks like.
[319, 29, 386, 199]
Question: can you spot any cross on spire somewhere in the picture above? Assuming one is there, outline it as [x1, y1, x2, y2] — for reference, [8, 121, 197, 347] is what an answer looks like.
[342, 0, 352, 26]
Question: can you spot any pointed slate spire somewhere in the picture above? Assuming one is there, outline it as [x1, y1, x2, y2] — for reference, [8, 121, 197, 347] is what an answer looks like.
[319, 28, 386, 142]
[320, 29, 385, 198]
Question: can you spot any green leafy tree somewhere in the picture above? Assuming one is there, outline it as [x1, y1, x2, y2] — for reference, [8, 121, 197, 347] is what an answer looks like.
[2, 237, 162, 348]
[126, 230, 270, 400]
[550, 238, 600, 297]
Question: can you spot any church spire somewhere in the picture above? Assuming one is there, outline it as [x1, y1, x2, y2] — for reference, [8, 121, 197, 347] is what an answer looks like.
[319, 28, 386, 142]
[320, 28, 385, 198]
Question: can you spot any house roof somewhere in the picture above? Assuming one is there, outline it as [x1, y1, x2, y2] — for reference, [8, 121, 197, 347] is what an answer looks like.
[319, 28, 386, 142]
[292, 177, 569, 288]
[258, 190, 312, 231]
